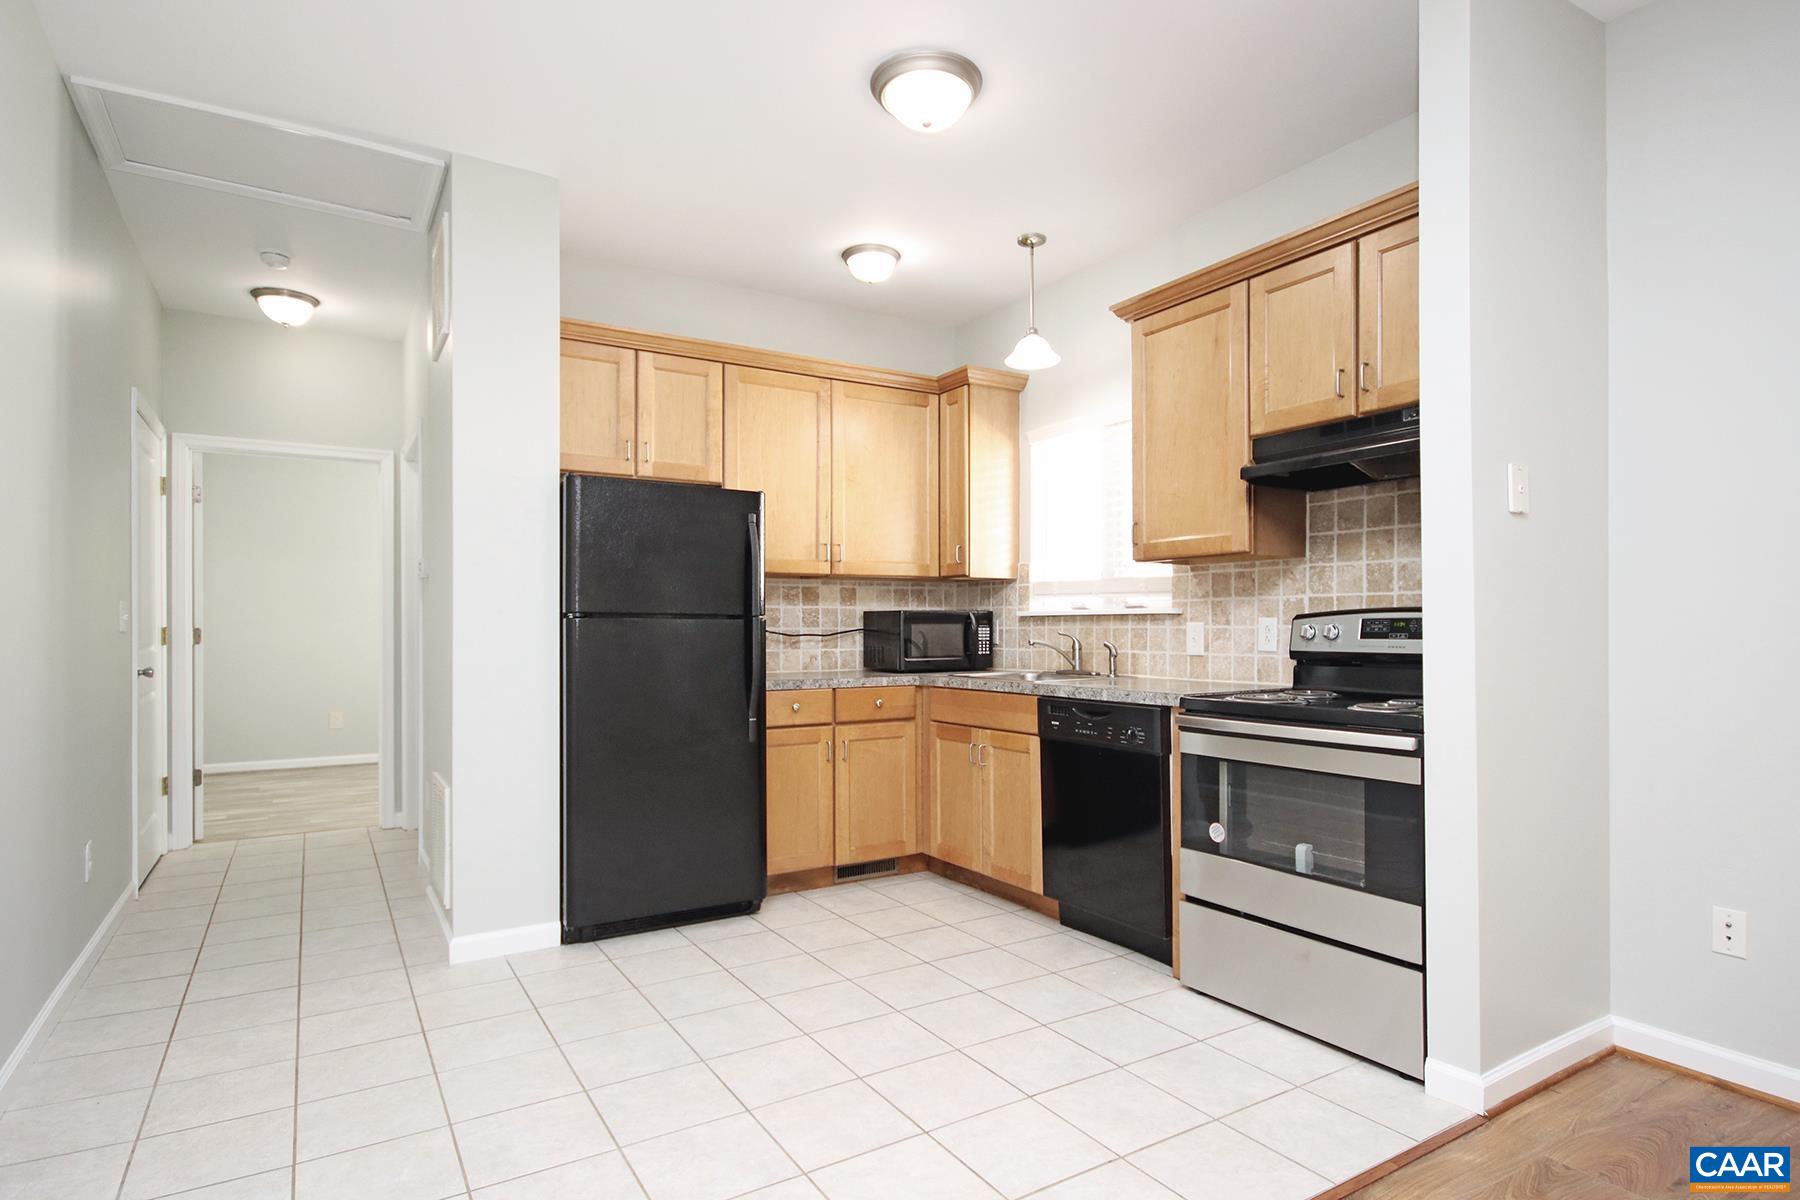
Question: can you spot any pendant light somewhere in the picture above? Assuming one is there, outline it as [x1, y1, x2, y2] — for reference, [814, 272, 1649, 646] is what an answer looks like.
[1004, 233, 1060, 371]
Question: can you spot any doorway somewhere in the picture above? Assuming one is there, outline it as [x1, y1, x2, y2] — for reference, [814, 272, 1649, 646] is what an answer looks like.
[132, 396, 168, 886]
[168, 435, 397, 847]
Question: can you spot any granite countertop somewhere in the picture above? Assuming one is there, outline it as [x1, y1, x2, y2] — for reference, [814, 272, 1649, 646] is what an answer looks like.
[765, 667, 1240, 708]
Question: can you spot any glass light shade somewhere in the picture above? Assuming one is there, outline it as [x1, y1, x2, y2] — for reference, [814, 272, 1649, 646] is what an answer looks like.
[841, 244, 900, 284]
[878, 68, 975, 133]
[251, 288, 319, 327]
[1005, 330, 1061, 371]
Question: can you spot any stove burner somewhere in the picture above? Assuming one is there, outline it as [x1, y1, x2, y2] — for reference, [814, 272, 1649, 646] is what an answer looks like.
[1222, 689, 1340, 705]
[1348, 698, 1423, 713]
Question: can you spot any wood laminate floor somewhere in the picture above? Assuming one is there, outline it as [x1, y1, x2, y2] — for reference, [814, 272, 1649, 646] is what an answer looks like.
[199, 763, 379, 841]
[1347, 1052, 1800, 1199]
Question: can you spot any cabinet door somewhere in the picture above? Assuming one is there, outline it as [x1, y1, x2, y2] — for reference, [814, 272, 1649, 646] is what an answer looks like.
[938, 386, 968, 577]
[766, 725, 834, 875]
[1249, 243, 1357, 435]
[835, 721, 918, 865]
[1356, 218, 1420, 415]
[965, 384, 1020, 580]
[638, 353, 723, 484]
[723, 367, 831, 576]
[980, 729, 1042, 893]
[831, 381, 938, 577]
[561, 341, 636, 476]
[927, 722, 981, 872]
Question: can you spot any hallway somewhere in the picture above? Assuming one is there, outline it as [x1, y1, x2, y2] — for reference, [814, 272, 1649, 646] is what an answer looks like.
[200, 765, 379, 842]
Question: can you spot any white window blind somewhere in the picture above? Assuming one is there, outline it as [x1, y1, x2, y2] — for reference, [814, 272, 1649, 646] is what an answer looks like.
[1027, 419, 1172, 614]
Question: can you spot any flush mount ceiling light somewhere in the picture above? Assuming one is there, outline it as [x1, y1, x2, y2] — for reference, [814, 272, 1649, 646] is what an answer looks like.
[1004, 233, 1060, 371]
[841, 243, 901, 284]
[250, 286, 319, 328]
[870, 50, 983, 133]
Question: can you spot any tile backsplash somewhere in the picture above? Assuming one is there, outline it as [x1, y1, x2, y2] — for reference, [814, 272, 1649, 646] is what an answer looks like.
[766, 480, 1420, 686]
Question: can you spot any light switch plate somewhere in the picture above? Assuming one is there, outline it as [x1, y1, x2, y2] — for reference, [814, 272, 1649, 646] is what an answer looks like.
[1257, 617, 1281, 653]
[1185, 623, 1207, 655]
[1507, 463, 1530, 514]
[328, 711, 345, 730]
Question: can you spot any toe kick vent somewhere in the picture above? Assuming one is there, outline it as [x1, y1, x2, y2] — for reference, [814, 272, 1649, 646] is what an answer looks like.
[836, 859, 897, 880]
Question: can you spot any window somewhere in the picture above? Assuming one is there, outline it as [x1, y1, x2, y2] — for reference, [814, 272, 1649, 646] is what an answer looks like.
[1027, 418, 1172, 614]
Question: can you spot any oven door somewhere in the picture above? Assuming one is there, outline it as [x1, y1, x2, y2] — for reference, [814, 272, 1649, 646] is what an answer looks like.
[898, 612, 978, 670]
[1178, 716, 1423, 963]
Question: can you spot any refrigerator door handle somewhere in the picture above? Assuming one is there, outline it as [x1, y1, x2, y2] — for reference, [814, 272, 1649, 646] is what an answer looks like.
[747, 616, 765, 743]
[747, 513, 765, 618]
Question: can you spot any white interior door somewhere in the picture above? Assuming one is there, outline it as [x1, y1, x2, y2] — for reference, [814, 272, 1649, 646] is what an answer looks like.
[192, 452, 207, 841]
[135, 413, 168, 882]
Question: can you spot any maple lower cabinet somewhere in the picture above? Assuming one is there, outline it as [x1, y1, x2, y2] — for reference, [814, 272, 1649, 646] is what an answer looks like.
[835, 720, 919, 865]
[636, 353, 723, 483]
[1356, 216, 1420, 415]
[560, 341, 636, 476]
[1248, 242, 1357, 436]
[981, 730, 1042, 893]
[831, 381, 937, 577]
[938, 377, 1022, 580]
[1131, 285, 1304, 562]
[724, 367, 832, 576]
[765, 725, 835, 874]
[927, 722, 982, 871]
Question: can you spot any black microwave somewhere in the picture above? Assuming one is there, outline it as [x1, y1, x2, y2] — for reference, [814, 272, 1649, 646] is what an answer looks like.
[862, 610, 995, 672]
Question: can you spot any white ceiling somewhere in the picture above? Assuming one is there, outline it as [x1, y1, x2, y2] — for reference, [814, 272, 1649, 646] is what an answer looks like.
[37, 0, 1419, 332]
[1568, 0, 1657, 20]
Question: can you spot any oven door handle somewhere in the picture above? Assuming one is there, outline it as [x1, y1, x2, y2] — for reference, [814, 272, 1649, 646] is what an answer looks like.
[1181, 729, 1422, 786]
[1176, 714, 1419, 753]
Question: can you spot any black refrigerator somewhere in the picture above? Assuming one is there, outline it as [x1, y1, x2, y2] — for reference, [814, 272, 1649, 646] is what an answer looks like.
[561, 473, 767, 942]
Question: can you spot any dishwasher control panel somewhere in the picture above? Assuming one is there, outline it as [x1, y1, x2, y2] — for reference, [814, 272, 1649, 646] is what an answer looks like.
[1038, 699, 1168, 756]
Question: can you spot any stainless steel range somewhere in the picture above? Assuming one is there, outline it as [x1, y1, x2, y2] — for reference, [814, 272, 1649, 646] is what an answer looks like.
[1176, 608, 1425, 1078]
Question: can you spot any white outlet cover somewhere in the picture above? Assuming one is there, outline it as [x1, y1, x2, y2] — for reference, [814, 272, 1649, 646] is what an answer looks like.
[328, 711, 345, 730]
[1185, 623, 1207, 655]
[1507, 462, 1530, 514]
[1256, 617, 1281, 653]
[1712, 906, 1747, 958]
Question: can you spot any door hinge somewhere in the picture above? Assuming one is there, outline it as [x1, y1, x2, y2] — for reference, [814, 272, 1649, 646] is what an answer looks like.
[159, 475, 168, 496]
[193, 768, 204, 787]
[160, 625, 168, 646]
[193, 627, 203, 645]
[160, 775, 169, 796]
[192, 484, 203, 503]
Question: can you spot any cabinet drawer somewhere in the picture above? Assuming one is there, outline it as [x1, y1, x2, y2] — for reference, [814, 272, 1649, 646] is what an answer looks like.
[768, 689, 833, 727]
[927, 687, 1037, 735]
[834, 686, 917, 723]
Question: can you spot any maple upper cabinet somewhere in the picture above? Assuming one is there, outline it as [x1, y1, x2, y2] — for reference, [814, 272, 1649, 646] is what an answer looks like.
[636, 353, 723, 483]
[724, 367, 832, 576]
[927, 722, 982, 872]
[1249, 243, 1358, 436]
[560, 341, 636, 476]
[765, 725, 835, 875]
[832, 381, 937, 577]
[1356, 217, 1420, 414]
[938, 377, 1022, 580]
[981, 730, 1042, 893]
[835, 720, 918, 865]
[1131, 285, 1304, 562]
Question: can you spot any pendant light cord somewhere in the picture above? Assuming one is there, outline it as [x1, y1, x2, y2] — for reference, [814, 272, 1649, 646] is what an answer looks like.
[1027, 242, 1037, 332]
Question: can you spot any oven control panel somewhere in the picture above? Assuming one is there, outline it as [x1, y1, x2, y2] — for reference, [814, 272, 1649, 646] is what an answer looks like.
[1038, 700, 1168, 755]
[1292, 609, 1422, 657]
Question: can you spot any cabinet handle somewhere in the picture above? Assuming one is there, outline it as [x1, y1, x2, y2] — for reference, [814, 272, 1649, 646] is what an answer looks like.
[977, 743, 988, 767]
[833, 544, 843, 563]
[966, 741, 975, 765]
[790, 701, 801, 712]
[624, 439, 633, 462]
[1359, 361, 1371, 392]
[642, 439, 650, 460]
[874, 697, 884, 709]
[1333, 368, 1345, 399]
[826, 740, 833, 762]
[955, 543, 963, 564]
[841, 740, 848, 761]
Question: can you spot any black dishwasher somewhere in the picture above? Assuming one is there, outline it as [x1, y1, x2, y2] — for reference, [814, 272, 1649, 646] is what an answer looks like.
[1039, 698, 1172, 963]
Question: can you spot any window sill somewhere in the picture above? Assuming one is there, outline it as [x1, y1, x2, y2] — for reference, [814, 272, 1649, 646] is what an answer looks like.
[1021, 607, 1181, 619]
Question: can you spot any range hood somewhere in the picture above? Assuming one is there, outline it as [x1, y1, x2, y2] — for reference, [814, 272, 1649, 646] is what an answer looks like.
[1241, 405, 1419, 491]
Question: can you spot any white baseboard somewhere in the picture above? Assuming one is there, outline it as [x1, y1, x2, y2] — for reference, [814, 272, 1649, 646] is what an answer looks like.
[448, 920, 559, 965]
[205, 753, 378, 775]
[1425, 1015, 1615, 1113]
[1614, 1016, 1800, 1105]
[0, 887, 131, 1104]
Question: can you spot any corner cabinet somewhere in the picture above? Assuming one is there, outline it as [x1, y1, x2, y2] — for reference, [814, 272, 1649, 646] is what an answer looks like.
[938, 372, 1023, 580]
[723, 367, 833, 576]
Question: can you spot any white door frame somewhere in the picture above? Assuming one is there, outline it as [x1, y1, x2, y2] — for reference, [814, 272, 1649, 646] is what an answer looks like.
[168, 433, 399, 847]
[129, 390, 168, 894]
[400, 422, 424, 833]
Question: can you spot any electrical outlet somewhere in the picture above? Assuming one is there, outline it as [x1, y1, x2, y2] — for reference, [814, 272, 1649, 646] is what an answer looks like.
[1257, 617, 1281, 653]
[1507, 463, 1531, 514]
[84, 840, 92, 883]
[328, 711, 345, 730]
[1712, 906, 1747, 959]
[1185, 623, 1207, 655]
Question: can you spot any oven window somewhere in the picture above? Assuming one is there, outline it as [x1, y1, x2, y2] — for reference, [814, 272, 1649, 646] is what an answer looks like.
[903, 619, 965, 661]
[1183, 756, 1423, 905]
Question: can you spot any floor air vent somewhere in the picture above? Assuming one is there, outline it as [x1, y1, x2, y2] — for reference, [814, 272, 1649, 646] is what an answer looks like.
[836, 859, 898, 881]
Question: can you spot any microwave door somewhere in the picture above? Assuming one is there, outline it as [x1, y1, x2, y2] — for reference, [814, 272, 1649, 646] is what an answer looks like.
[904, 617, 972, 668]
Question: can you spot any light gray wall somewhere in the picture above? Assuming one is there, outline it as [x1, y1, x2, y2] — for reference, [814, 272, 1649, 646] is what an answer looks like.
[160, 310, 404, 450]
[201, 453, 381, 767]
[0, 0, 162, 1073]
[1421, 0, 1612, 1080]
[1607, 0, 1798, 1069]
[561, 253, 956, 375]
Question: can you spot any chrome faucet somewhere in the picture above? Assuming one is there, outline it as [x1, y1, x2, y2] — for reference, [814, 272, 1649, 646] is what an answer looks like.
[1027, 631, 1083, 672]
[1101, 640, 1119, 679]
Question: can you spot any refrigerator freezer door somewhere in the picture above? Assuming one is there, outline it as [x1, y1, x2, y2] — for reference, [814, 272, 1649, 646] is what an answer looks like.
[562, 615, 767, 936]
[563, 474, 763, 617]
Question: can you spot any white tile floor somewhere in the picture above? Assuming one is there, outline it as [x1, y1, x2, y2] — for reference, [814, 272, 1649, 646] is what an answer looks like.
[0, 832, 1473, 1200]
